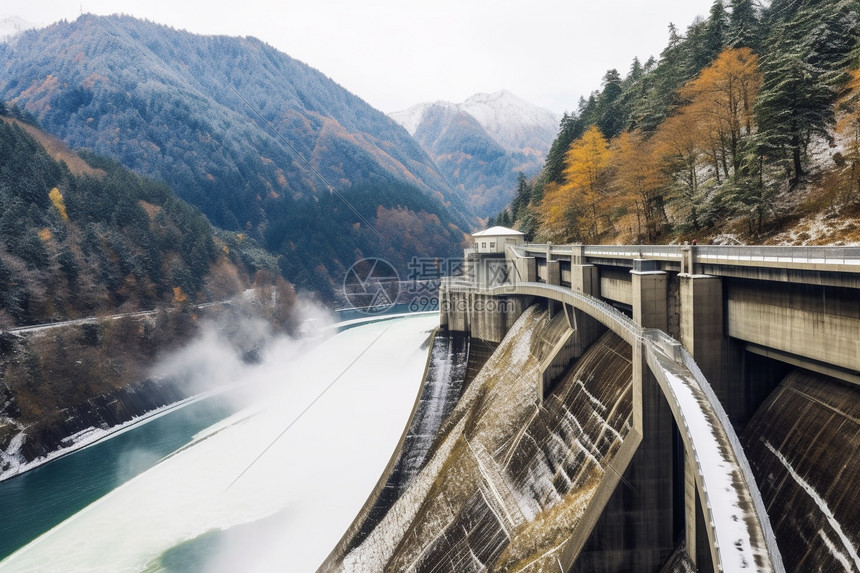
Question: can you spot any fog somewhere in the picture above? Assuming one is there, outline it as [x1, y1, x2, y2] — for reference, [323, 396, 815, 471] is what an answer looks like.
[0, 311, 437, 572]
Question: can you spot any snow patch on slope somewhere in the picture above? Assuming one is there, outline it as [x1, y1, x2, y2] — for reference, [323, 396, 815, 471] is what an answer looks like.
[461, 90, 560, 151]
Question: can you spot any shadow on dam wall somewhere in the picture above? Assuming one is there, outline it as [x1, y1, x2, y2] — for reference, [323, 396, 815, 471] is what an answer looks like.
[323, 304, 635, 572]
[742, 370, 860, 572]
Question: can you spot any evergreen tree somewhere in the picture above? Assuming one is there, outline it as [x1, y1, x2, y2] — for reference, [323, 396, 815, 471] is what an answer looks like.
[541, 113, 584, 185]
[627, 57, 644, 84]
[510, 172, 532, 221]
[756, 0, 860, 182]
[684, 17, 716, 77]
[727, 0, 760, 49]
[494, 210, 512, 228]
[706, 0, 729, 60]
[596, 69, 627, 138]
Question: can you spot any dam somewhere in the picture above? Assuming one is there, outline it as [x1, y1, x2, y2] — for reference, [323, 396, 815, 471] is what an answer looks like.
[323, 240, 860, 572]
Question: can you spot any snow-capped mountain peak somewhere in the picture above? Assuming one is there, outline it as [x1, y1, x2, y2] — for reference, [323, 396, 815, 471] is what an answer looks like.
[390, 90, 560, 153]
[388, 91, 561, 218]
[461, 90, 560, 153]
[0, 15, 39, 43]
[389, 100, 460, 136]
[463, 90, 556, 129]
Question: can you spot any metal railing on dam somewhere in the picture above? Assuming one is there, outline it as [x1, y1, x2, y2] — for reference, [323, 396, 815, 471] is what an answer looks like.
[515, 243, 860, 271]
[441, 278, 785, 572]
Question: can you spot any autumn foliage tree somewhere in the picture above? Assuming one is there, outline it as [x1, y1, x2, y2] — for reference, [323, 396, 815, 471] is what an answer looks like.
[536, 182, 584, 242]
[537, 126, 611, 242]
[837, 67, 860, 203]
[679, 47, 761, 180]
[515, 0, 859, 244]
[653, 109, 706, 230]
[609, 131, 668, 241]
[565, 126, 611, 240]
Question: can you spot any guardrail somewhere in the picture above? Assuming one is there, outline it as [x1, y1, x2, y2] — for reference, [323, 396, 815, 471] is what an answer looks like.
[694, 245, 860, 265]
[675, 338, 784, 572]
[509, 243, 860, 272]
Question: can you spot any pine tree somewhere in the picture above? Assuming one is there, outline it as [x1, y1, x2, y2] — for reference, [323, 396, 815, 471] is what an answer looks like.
[542, 113, 584, 185]
[706, 0, 729, 60]
[510, 172, 532, 221]
[627, 57, 644, 84]
[596, 69, 626, 137]
[727, 0, 760, 49]
[756, 1, 860, 183]
[496, 210, 512, 228]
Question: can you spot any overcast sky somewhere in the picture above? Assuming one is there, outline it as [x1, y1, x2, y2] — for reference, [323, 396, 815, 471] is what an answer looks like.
[6, 0, 715, 115]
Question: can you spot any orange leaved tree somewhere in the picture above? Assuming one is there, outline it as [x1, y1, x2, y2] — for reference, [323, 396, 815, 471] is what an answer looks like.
[609, 131, 668, 241]
[678, 47, 761, 181]
[560, 126, 611, 241]
[837, 67, 860, 202]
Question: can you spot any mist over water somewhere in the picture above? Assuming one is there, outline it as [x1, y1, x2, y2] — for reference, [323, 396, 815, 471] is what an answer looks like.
[0, 311, 436, 573]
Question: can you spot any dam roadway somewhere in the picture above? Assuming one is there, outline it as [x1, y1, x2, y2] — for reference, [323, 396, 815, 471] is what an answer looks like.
[324, 243, 859, 573]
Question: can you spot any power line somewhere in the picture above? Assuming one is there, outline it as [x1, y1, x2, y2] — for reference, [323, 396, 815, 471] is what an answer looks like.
[225, 325, 391, 491]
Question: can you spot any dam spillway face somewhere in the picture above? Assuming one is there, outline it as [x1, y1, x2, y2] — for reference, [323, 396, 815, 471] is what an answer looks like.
[330, 305, 634, 572]
[347, 331, 471, 550]
[742, 370, 860, 572]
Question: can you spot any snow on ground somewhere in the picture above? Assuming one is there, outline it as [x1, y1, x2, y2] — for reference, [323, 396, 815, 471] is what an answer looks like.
[0, 392, 221, 482]
[0, 314, 437, 573]
[768, 208, 860, 246]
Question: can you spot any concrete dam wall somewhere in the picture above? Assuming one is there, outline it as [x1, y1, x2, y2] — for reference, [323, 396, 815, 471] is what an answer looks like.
[742, 370, 860, 571]
[324, 304, 635, 571]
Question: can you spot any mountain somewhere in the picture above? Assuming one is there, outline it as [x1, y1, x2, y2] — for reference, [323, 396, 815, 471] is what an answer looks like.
[390, 91, 559, 217]
[0, 16, 38, 43]
[0, 15, 470, 296]
[0, 113, 284, 326]
[0, 111, 308, 484]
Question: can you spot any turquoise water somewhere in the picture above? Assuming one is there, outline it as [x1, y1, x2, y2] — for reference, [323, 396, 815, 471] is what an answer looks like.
[0, 395, 238, 560]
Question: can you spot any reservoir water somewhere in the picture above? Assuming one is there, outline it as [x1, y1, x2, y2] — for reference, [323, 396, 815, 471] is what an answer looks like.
[0, 313, 436, 572]
[0, 395, 238, 560]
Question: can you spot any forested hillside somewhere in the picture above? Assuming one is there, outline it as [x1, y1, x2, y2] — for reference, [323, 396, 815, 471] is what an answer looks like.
[495, 0, 860, 246]
[0, 110, 283, 327]
[0, 15, 469, 295]
[0, 108, 308, 478]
